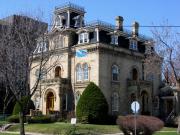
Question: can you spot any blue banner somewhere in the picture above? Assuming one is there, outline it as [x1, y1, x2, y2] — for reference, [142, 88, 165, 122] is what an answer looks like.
[76, 49, 88, 57]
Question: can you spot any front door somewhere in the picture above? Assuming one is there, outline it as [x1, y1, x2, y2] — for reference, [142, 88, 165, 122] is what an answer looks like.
[46, 92, 54, 113]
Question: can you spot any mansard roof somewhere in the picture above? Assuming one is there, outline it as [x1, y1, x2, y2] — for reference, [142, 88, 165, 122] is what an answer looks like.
[84, 20, 152, 41]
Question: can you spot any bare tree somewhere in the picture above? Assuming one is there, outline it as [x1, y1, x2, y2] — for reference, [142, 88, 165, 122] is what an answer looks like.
[152, 21, 180, 83]
[0, 15, 60, 135]
[145, 20, 180, 132]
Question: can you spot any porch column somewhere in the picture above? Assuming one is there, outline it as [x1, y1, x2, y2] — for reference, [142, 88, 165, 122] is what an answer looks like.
[95, 28, 99, 42]
[67, 10, 70, 28]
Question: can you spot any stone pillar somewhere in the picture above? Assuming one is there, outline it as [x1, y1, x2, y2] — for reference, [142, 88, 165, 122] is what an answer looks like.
[67, 10, 70, 28]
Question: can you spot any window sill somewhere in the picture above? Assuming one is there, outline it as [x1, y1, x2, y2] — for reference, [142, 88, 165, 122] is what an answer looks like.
[111, 81, 120, 84]
[76, 80, 90, 83]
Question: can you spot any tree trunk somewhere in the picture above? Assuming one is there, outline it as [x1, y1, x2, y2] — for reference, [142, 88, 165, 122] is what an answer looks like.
[19, 110, 25, 135]
[2, 105, 6, 121]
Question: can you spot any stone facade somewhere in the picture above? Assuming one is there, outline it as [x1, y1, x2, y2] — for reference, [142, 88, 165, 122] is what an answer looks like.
[30, 3, 161, 117]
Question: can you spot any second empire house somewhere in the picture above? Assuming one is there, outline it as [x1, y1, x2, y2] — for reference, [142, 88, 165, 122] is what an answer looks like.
[30, 3, 163, 118]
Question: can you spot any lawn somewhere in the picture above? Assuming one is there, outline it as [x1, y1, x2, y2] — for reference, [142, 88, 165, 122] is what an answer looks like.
[0, 133, 19, 135]
[154, 127, 178, 135]
[5, 122, 179, 135]
[7, 122, 120, 134]
[154, 132, 178, 135]
[0, 121, 8, 126]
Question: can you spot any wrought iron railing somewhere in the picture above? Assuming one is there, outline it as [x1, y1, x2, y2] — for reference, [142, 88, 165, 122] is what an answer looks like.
[86, 20, 115, 30]
[55, 2, 85, 13]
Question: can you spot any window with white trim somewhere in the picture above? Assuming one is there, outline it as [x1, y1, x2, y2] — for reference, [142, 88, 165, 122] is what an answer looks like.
[76, 64, 82, 81]
[83, 63, 89, 81]
[35, 68, 47, 80]
[75, 91, 81, 105]
[54, 36, 64, 48]
[129, 39, 138, 50]
[112, 65, 119, 81]
[78, 32, 89, 44]
[34, 41, 47, 53]
[112, 92, 119, 112]
[111, 35, 118, 45]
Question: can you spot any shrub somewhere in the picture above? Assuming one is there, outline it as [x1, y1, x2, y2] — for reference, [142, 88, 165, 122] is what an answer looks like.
[7, 115, 19, 123]
[76, 82, 108, 124]
[12, 96, 35, 115]
[116, 115, 164, 135]
[27, 115, 53, 123]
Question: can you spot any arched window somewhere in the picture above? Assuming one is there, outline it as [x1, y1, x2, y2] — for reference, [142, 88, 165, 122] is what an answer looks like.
[112, 92, 119, 112]
[153, 96, 159, 109]
[83, 63, 89, 80]
[132, 68, 138, 80]
[76, 64, 82, 81]
[75, 91, 81, 105]
[35, 68, 47, 80]
[112, 65, 119, 81]
[141, 91, 149, 115]
[55, 66, 61, 78]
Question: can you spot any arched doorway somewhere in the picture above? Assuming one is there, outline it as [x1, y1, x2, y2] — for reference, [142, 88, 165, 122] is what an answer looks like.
[46, 92, 55, 113]
[55, 66, 61, 78]
[141, 91, 149, 115]
[132, 68, 138, 80]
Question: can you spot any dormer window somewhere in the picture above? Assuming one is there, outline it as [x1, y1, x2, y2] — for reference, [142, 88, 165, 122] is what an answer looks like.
[129, 39, 138, 50]
[34, 41, 47, 53]
[78, 32, 89, 44]
[111, 35, 118, 45]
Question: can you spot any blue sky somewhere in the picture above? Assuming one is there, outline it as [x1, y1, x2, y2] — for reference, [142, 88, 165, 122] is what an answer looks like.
[0, 0, 180, 36]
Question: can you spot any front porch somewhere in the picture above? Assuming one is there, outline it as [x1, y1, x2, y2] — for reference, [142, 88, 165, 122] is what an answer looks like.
[127, 79, 153, 115]
[32, 77, 74, 119]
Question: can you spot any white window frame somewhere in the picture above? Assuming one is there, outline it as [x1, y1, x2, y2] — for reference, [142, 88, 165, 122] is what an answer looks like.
[83, 63, 89, 81]
[75, 91, 81, 105]
[112, 65, 119, 81]
[111, 35, 118, 45]
[112, 92, 119, 112]
[35, 68, 47, 80]
[129, 39, 138, 50]
[54, 36, 64, 48]
[78, 32, 89, 44]
[34, 41, 47, 53]
[76, 64, 83, 82]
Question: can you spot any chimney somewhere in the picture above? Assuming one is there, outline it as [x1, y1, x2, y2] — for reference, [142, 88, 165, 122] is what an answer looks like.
[115, 16, 123, 31]
[132, 21, 139, 36]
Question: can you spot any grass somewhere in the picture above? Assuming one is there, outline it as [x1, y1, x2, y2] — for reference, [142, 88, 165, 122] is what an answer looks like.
[5, 122, 180, 135]
[7, 122, 120, 134]
[0, 121, 8, 126]
[154, 132, 178, 135]
[153, 127, 179, 135]
[0, 133, 19, 135]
